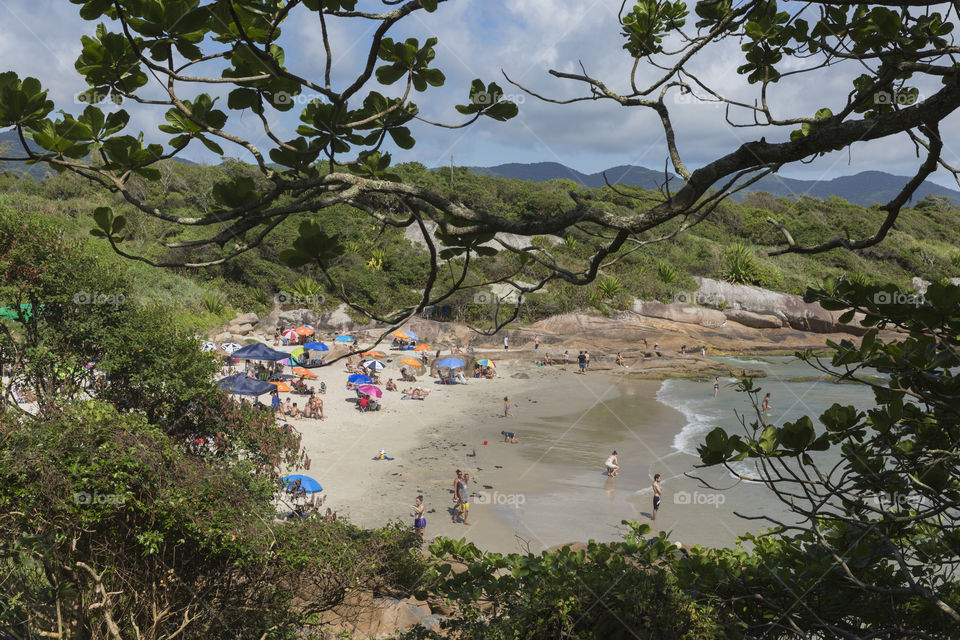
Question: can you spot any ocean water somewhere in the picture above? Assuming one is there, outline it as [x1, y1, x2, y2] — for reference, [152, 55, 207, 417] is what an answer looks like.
[658, 356, 879, 474]
[486, 356, 883, 549]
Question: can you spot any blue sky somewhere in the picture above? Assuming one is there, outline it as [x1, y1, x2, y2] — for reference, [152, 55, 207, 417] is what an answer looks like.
[2, 0, 959, 189]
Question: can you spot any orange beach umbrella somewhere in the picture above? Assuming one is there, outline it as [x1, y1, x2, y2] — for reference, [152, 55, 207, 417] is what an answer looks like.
[269, 381, 292, 393]
[401, 358, 423, 367]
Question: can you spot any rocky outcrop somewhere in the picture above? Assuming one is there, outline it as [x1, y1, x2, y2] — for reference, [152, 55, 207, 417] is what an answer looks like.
[912, 277, 960, 294]
[403, 220, 560, 253]
[322, 594, 435, 638]
[723, 308, 783, 329]
[631, 300, 726, 327]
[694, 277, 867, 336]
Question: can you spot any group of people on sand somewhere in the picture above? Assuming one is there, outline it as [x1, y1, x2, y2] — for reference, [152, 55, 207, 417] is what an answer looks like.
[271, 390, 325, 420]
[402, 387, 431, 399]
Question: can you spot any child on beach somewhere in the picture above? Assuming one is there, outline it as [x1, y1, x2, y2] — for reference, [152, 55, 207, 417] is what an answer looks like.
[605, 451, 619, 477]
[713, 376, 720, 398]
[501, 430, 518, 443]
[762, 393, 772, 413]
[503, 396, 512, 418]
[410, 495, 426, 541]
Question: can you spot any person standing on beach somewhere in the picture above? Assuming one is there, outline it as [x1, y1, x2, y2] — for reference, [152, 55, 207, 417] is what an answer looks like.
[456, 474, 470, 524]
[452, 470, 462, 520]
[410, 495, 426, 542]
[534, 335, 540, 350]
[563, 350, 569, 369]
[713, 376, 720, 398]
[652, 474, 662, 523]
[584, 350, 591, 371]
[700, 346, 706, 357]
[577, 351, 586, 374]
[762, 393, 772, 413]
[503, 396, 512, 418]
[503, 335, 509, 350]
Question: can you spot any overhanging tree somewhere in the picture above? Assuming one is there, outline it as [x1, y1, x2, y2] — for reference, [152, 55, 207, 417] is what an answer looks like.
[2, 0, 958, 334]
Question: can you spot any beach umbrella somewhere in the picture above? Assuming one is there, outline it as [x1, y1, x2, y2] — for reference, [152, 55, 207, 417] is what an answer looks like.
[404, 330, 418, 341]
[290, 346, 307, 359]
[348, 373, 372, 384]
[220, 342, 243, 353]
[400, 358, 423, 367]
[413, 344, 431, 351]
[217, 373, 274, 396]
[304, 341, 329, 351]
[437, 357, 465, 369]
[360, 350, 385, 358]
[281, 474, 323, 494]
[357, 384, 382, 398]
[295, 325, 314, 336]
[200, 341, 218, 352]
[363, 360, 386, 371]
[392, 330, 409, 339]
[476, 359, 496, 367]
[84, 361, 96, 370]
[291, 367, 317, 379]
[269, 381, 292, 393]
[282, 328, 299, 340]
[335, 335, 354, 343]
[231, 343, 289, 361]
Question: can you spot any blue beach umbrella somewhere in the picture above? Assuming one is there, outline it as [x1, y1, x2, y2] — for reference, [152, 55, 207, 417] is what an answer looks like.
[335, 335, 355, 343]
[217, 373, 275, 396]
[303, 341, 329, 351]
[437, 357, 465, 369]
[348, 373, 373, 384]
[281, 475, 323, 494]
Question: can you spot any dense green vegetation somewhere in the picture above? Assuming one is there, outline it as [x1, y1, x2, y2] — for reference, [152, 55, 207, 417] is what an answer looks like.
[1, 164, 958, 330]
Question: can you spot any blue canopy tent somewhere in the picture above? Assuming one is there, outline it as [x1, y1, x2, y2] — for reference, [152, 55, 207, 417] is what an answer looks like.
[281, 474, 323, 494]
[230, 343, 289, 361]
[303, 341, 329, 351]
[217, 373, 275, 396]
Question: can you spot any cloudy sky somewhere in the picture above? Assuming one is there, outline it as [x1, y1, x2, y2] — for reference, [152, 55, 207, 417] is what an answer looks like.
[2, 0, 959, 189]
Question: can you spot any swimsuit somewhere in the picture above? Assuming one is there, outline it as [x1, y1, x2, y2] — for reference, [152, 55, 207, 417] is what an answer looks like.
[654, 495, 661, 510]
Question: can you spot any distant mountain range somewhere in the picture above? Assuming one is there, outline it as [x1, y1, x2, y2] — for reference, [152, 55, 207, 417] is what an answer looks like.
[467, 161, 960, 206]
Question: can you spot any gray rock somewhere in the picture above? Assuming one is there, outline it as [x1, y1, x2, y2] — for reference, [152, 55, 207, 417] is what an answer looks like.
[233, 312, 259, 325]
[631, 300, 727, 327]
[277, 308, 320, 326]
[233, 323, 255, 335]
[418, 615, 447, 631]
[723, 308, 783, 329]
[695, 277, 867, 335]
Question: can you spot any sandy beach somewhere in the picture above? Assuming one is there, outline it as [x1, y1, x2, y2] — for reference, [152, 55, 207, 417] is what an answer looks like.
[260, 347, 806, 554]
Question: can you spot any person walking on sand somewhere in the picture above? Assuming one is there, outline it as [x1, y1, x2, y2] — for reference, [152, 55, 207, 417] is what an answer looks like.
[563, 350, 569, 369]
[534, 335, 540, 350]
[503, 396, 512, 418]
[652, 474, 662, 523]
[713, 376, 720, 398]
[584, 350, 590, 370]
[451, 470, 462, 521]
[762, 392, 772, 413]
[577, 351, 586, 374]
[605, 451, 619, 477]
[410, 495, 426, 542]
[503, 335, 509, 350]
[455, 474, 470, 524]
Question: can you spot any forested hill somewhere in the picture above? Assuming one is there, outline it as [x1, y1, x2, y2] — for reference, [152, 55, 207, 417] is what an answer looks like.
[467, 161, 960, 206]
[0, 160, 958, 332]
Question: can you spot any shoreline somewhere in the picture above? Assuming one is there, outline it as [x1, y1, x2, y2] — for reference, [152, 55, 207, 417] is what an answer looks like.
[276, 351, 787, 554]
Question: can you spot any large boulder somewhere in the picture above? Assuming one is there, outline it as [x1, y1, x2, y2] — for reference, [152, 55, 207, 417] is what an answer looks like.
[230, 312, 259, 326]
[723, 308, 783, 329]
[232, 323, 255, 335]
[695, 277, 867, 335]
[277, 308, 320, 326]
[631, 300, 726, 327]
